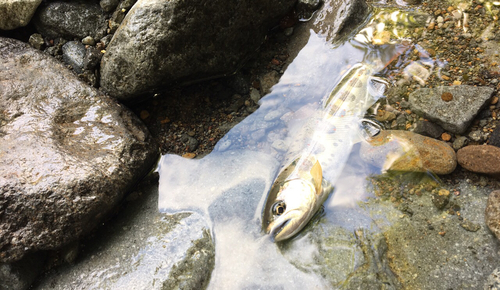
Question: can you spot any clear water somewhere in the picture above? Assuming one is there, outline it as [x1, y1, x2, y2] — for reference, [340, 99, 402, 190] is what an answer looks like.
[158, 7, 443, 289]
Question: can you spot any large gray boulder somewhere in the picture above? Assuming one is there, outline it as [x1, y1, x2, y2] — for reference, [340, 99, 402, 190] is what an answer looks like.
[0, 37, 158, 263]
[0, 0, 42, 30]
[100, 0, 297, 100]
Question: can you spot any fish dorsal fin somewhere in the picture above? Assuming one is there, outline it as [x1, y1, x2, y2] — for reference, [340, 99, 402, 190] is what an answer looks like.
[310, 161, 323, 195]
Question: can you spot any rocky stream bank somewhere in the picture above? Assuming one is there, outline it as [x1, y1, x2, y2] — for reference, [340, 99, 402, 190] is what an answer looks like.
[1, 0, 500, 288]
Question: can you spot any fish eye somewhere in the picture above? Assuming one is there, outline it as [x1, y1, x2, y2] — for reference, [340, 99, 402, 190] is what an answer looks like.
[272, 201, 286, 216]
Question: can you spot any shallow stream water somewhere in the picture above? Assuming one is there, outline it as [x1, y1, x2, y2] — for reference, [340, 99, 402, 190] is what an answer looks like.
[158, 7, 443, 289]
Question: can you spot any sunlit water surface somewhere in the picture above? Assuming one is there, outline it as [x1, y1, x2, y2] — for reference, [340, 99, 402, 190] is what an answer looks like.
[158, 7, 439, 289]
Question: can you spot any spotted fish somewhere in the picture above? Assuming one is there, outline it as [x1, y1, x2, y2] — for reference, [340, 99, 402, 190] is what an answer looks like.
[263, 62, 387, 242]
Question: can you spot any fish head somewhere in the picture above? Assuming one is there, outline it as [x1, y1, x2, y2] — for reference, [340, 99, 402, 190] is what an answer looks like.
[266, 179, 318, 242]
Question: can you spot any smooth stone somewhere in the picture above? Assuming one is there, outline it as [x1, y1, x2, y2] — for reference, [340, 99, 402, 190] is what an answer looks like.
[452, 136, 469, 151]
[0, 37, 158, 263]
[33, 1, 107, 40]
[0, 0, 42, 30]
[485, 190, 500, 241]
[360, 130, 457, 174]
[62, 41, 86, 74]
[409, 85, 494, 134]
[412, 120, 444, 139]
[457, 145, 500, 175]
[100, 0, 297, 100]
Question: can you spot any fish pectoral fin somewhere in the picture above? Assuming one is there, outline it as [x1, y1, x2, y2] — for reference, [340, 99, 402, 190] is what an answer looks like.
[310, 160, 323, 194]
[368, 76, 388, 99]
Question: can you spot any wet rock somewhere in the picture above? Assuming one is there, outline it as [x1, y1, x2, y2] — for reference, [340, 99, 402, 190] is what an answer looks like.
[61, 41, 86, 74]
[36, 177, 214, 290]
[469, 129, 487, 142]
[409, 85, 494, 134]
[181, 134, 199, 152]
[375, 110, 396, 122]
[100, 0, 120, 13]
[457, 145, 500, 175]
[34, 1, 107, 40]
[0, 0, 42, 30]
[431, 188, 450, 210]
[459, 220, 481, 232]
[250, 88, 261, 104]
[81, 36, 95, 46]
[378, 181, 498, 289]
[28, 33, 44, 50]
[360, 130, 457, 175]
[312, 0, 369, 41]
[484, 268, 500, 290]
[296, 0, 323, 20]
[259, 70, 281, 95]
[485, 190, 500, 240]
[452, 136, 468, 151]
[0, 37, 158, 263]
[413, 120, 444, 139]
[0, 252, 46, 290]
[489, 126, 500, 148]
[83, 46, 102, 71]
[100, 0, 297, 100]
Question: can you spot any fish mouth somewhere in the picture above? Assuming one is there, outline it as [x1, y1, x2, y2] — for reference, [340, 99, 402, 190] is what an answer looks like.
[267, 218, 291, 241]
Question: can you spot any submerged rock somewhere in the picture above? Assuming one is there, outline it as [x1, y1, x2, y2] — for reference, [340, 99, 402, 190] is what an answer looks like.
[0, 37, 158, 263]
[457, 145, 500, 175]
[0, 252, 46, 290]
[33, 1, 107, 40]
[35, 176, 214, 289]
[360, 130, 457, 174]
[408, 85, 494, 134]
[485, 268, 500, 290]
[100, 0, 297, 100]
[0, 0, 42, 30]
[485, 190, 500, 241]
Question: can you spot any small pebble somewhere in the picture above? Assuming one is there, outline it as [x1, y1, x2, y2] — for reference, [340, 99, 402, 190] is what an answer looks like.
[441, 132, 451, 141]
[82, 36, 95, 46]
[441, 92, 453, 102]
[182, 153, 196, 159]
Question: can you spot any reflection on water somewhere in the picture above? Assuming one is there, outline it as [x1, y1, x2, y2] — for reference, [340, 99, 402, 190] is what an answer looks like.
[158, 7, 442, 289]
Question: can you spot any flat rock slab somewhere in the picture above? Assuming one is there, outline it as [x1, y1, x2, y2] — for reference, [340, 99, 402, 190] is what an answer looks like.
[408, 85, 494, 134]
[360, 130, 457, 175]
[0, 37, 158, 263]
[457, 145, 500, 175]
[0, 0, 42, 30]
[100, 0, 297, 100]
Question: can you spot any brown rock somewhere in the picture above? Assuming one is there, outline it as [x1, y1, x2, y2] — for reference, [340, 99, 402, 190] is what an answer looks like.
[485, 190, 500, 240]
[457, 145, 500, 174]
[441, 92, 453, 102]
[360, 130, 457, 174]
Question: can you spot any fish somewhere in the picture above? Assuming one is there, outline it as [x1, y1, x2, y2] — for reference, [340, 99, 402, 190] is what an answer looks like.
[263, 62, 387, 242]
